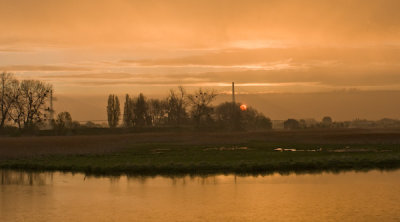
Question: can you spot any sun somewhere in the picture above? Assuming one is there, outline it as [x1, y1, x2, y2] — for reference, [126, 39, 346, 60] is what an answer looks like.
[240, 104, 247, 111]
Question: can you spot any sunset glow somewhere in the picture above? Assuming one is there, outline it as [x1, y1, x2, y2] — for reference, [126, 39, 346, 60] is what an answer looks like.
[1, 2, 400, 221]
[1, 0, 400, 121]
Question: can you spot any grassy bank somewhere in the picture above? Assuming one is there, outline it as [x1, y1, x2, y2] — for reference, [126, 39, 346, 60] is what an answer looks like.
[1, 129, 400, 175]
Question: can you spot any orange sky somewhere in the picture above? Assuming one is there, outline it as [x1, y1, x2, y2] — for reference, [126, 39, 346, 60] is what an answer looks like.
[1, 0, 399, 120]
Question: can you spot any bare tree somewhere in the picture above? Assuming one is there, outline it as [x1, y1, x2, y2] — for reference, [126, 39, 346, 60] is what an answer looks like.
[107, 94, 120, 128]
[166, 86, 187, 126]
[0, 72, 19, 128]
[9, 88, 25, 129]
[16, 80, 52, 129]
[187, 88, 217, 127]
[0, 74, 53, 129]
[148, 98, 167, 126]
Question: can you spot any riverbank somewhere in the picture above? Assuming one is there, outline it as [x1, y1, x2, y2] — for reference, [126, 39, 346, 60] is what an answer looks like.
[1, 129, 400, 175]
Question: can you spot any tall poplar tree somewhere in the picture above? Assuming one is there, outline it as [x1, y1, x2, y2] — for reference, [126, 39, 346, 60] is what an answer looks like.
[107, 94, 120, 128]
[123, 94, 134, 127]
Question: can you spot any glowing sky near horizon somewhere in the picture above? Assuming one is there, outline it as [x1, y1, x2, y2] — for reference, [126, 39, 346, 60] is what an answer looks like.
[0, 0, 400, 97]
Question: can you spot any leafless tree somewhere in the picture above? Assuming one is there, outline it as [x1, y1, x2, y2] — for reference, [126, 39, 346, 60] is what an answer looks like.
[5, 79, 52, 129]
[166, 86, 188, 126]
[148, 98, 167, 126]
[19, 80, 52, 128]
[0, 72, 19, 128]
[187, 88, 217, 127]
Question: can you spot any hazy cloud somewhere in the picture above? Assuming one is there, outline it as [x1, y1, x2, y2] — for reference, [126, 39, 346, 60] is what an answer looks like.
[121, 47, 400, 66]
[35, 68, 400, 90]
[1, 0, 399, 96]
[1, 0, 400, 48]
[40, 73, 134, 79]
[0, 65, 91, 72]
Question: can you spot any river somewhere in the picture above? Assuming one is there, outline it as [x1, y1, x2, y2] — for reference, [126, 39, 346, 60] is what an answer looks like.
[1, 169, 400, 221]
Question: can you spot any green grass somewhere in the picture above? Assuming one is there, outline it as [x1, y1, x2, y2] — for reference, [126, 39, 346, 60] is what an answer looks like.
[2, 141, 400, 176]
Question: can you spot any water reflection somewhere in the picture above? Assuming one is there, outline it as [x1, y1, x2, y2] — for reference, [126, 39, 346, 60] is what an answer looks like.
[1, 169, 400, 221]
[1, 170, 53, 186]
[1, 168, 399, 186]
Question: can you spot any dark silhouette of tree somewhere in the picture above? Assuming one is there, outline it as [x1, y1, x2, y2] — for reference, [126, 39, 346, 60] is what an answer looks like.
[123, 93, 163, 127]
[123, 94, 134, 127]
[148, 98, 167, 126]
[299, 119, 307, 128]
[215, 102, 272, 130]
[166, 86, 187, 126]
[9, 88, 25, 129]
[187, 88, 217, 127]
[215, 102, 242, 130]
[253, 114, 272, 129]
[240, 106, 272, 130]
[0, 72, 19, 128]
[55, 111, 73, 129]
[107, 94, 120, 128]
[133, 93, 149, 127]
[9, 80, 53, 129]
[284, 119, 300, 129]
[322, 116, 333, 128]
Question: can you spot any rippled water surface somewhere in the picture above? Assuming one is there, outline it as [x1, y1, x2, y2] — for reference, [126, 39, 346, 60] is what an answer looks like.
[1, 169, 400, 221]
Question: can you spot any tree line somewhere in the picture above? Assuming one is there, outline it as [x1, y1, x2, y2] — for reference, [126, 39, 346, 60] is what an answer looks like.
[3, 71, 398, 133]
[107, 87, 272, 130]
[283, 116, 400, 129]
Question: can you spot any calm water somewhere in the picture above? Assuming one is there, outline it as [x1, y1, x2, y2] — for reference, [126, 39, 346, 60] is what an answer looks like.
[1, 170, 400, 222]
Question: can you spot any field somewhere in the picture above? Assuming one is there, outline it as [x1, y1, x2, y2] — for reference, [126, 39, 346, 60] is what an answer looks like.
[1, 129, 400, 176]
